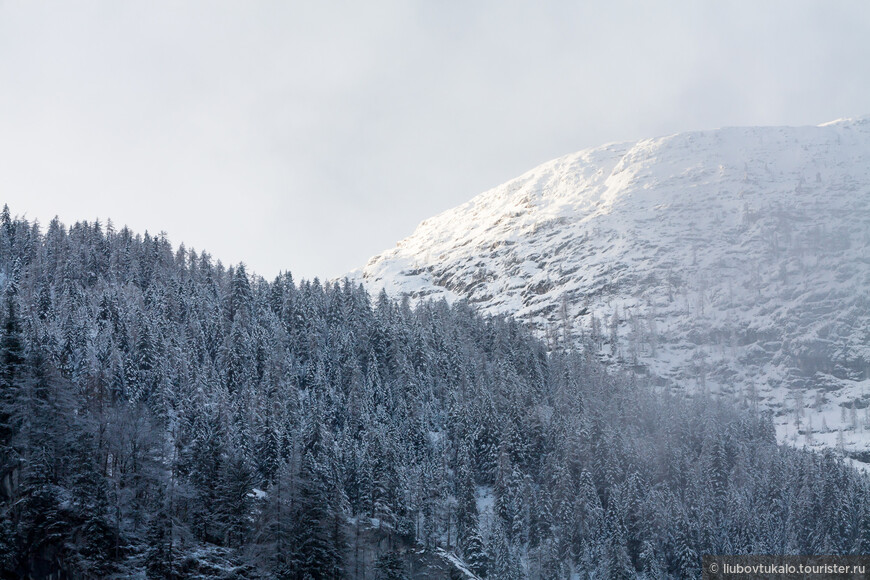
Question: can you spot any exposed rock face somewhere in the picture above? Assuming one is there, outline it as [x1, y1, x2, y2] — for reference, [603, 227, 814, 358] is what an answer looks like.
[350, 117, 870, 456]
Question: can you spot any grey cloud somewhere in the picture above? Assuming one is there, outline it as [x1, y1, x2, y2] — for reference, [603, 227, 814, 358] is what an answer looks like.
[1, 0, 868, 279]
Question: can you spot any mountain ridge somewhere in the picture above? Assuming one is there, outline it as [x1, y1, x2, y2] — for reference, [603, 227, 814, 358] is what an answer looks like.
[350, 116, 870, 457]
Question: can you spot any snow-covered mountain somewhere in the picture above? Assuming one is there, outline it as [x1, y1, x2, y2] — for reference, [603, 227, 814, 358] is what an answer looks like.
[350, 117, 870, 458]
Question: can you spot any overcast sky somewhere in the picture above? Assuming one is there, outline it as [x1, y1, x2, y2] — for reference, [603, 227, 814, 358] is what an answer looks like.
[1, 1, 869, 280]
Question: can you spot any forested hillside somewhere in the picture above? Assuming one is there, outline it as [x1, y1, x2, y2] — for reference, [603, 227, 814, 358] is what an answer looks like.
[1, 207, 869, 579]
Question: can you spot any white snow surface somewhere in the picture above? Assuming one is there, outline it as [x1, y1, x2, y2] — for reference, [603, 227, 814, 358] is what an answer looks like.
[349, 117, 870, 458]
[434, 548, 483, 580]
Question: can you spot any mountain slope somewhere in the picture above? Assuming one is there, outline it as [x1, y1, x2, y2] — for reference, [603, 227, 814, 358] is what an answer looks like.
[8, 213, 870, 577]
[350, 117, 870, 457]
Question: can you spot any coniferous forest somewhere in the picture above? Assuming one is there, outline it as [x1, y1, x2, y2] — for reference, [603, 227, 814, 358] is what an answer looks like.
[1, 207, 869, 579]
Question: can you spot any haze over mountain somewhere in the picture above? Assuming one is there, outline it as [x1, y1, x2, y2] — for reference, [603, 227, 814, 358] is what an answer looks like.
[351, 116, 870, 459]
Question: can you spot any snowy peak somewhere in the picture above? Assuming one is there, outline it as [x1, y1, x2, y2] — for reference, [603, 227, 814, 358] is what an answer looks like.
[351, 118, 870, 457]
